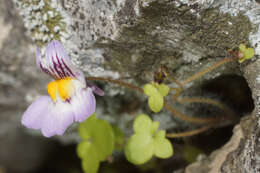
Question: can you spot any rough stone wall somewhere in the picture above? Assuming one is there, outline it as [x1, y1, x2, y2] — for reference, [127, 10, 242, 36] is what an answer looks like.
[184, 0, 260, 173]
[0, 0, 260, 172]
[185, 53, 260, 173]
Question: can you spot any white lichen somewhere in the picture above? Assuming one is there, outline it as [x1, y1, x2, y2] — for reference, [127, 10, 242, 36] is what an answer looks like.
[214, 0, 260, 56]
[15, 0, 137, 83]
[13, 0, 70, 45]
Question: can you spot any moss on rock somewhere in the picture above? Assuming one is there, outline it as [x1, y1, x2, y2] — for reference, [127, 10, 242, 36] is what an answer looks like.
[96, 1, 252, 83]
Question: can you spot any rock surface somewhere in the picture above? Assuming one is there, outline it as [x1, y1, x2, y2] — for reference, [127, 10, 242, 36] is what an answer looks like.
[184, 58, 260, 173]
[0, 0, 259, 172]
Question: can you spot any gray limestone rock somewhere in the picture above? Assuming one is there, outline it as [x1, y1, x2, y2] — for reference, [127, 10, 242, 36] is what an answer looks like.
[0, 0, 259, 172]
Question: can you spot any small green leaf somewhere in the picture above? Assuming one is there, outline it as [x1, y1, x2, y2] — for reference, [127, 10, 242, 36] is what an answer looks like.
[143, 84, 158, 96]
[155, 130, 166, 139]
[157, 84, 169, 97]
[151, 121, 160, 134]
[77, 141, 92, 159]
[244, 47, 254, 59]
[148, 93, 164, 113]
[78, 113, 97, 140]
[81, 145, 100, 173]
[133, 114, 152, 134]
[78, 115, 115, 161]
[125, 133, 154, 165]
[238, 44, 255, 63]
[153, 137, 173, 159]
[78, 115, 116, 173]
[239, 44, 246, 52]
[92, 119, 115, 161]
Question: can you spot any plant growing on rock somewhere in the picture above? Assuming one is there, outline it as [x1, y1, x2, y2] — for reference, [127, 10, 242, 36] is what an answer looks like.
[21, 40, 254, 173]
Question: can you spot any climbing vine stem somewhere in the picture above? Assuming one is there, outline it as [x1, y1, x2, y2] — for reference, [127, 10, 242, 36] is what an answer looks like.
[182, 56, 236, 85]
[166, 125, 212, 138]
[85, 55, 238, 138]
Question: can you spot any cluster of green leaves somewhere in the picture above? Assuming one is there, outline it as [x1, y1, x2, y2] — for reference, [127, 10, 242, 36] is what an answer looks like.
[77, 113, 123, 173]
[238, 44, 254, 63]
[125, 114, 174, 165]
[77, 113, 172, 172]
[143, 82, 170, 112]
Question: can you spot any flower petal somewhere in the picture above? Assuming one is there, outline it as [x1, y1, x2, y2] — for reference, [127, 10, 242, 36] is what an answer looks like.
[72, 88, 96, 122]
[45, 40, 75, 79]
[89, 84, 104, 96]
[21, 96, 51, 130]
[38, 40, 86, 84]
[41, 102, 74, 137]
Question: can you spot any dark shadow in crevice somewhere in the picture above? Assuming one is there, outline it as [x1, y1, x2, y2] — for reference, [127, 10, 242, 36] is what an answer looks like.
[201, 74, 254, 115]
[182, 74, 254, 161]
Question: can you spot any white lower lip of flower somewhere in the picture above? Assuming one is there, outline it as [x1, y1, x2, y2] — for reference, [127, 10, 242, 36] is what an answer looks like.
[50, 79, 95, 119]
[41, 81, 95, 137]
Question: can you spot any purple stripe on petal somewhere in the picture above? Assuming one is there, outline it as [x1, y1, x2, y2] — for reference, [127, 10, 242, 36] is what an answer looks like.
[52, 55, 64, 78]
[56, 54, 66, 77]
[37, 40, 87, 84]
[44, 40, 80, 80]
[38, 48, 58, 79]
[21, 96, 52, 130]
[41, 103, 74, 137]
[61, 58, 75, 77]
[72, 88, 96, 122]
[45, 40, 70, 79]
[40, 63, 58, 79]
[52, 40, 71, 62]
[49, 40, 74, 77]
[49, 66, 59, 79]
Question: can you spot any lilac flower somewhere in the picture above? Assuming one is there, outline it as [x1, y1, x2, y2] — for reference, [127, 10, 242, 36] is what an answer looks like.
[22, 40, 103, 137]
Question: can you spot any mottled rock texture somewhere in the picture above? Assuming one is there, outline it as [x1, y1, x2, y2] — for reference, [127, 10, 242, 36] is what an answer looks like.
[0, 0, 259, 172]
[184, 58, 260, 173]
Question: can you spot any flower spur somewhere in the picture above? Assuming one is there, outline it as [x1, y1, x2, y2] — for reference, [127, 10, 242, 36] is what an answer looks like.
[22, 40, 103, 137]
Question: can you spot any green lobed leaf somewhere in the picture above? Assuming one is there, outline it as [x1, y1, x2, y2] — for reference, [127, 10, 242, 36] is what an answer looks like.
[125, 114, 174, 166]
[77, 141, 92, 159]
[78, 113, 97, 140]
[238, 44, 255, 63]
[148, 93, 164, 113]
[81, 144, 100, 173]
[157, 84, 170, 97]
[151, 121, 160, 134]
[133, 114, 152, 134]
[155, 130, 166, 139]
[153, 136, 173, 159]
[244, 47, 254, 59]
[143, 84, 158, 96]
[125, 133, 154, 165]
[78, 114, 115, 161]
[239, 44, 246, 52]
[91, 119, 115, 161]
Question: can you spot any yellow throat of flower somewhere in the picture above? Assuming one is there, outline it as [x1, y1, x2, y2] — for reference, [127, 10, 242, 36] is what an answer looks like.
[47, 77, 74, 102]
